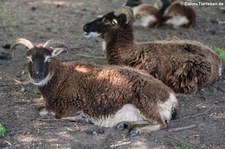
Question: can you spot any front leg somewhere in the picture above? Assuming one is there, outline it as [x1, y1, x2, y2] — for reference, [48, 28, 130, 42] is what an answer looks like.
[62, 111, 93, 124]
[116, 121, 165, 137]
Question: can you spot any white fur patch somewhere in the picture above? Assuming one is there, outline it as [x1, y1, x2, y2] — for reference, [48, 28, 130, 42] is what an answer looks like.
[219, 66, 222, 77]
[89, 104, 145, 127]
[158, 93, 178, 123]
[32, 73, 53, 86]
[39, 108, 49, 116]
[84, 32, 100, 39]
[44, 55, 51, 62]
[39, 108, 55, 116]
[166, 16, 189, 28]
[26, 56, 33, 63]
[102, 40, 107, 52]
[133, 15, 156, 27]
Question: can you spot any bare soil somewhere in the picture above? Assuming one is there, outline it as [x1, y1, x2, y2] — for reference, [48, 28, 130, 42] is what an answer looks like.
[0, 0, 225, 148]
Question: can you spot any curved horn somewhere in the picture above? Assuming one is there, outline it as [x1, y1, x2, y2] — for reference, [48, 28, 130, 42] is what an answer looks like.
[43, 39, 70, 51]
[10, 38, 34, 51]
[114, 6, 134, 24]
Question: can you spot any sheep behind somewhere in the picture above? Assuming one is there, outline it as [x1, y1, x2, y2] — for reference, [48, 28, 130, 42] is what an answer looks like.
[159, 0, 196, 28]
[125, 0, 162, 27]
[83, 6, 222, 93]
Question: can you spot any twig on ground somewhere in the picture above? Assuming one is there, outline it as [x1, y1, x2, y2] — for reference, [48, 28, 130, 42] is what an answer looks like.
[76, 54, 105, 59]
[218, 21, 225, 24]
[14, 79, 31, 85]
[179, 107, 213, 120]
[168, 124, 196, 132]
[110, 141, 131, 148]
[4, 140, 12, 146]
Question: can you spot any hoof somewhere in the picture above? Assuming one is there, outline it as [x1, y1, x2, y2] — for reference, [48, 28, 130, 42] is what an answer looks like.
[116, 122, 129, 131]
[128, 128, 140, 137]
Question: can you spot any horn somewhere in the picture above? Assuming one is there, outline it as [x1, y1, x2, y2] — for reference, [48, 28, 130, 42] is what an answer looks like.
[10, 38, 34, 51]
[114, 6, 134, 24]
[10, 38, 34, 57]
[43, 39, 70, 51]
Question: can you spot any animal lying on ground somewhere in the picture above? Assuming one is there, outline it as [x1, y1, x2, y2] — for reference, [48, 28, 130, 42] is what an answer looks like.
[155, 0, 196, 28]
[10, 38, 178, 136]
[83, 6, 222, 93]
[125, 0, 162, 27]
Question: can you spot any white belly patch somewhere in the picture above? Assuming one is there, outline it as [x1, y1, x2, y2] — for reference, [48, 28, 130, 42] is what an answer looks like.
[88, 104, 145, 127]
[134, 15, 156, 27]
[166, 16, 189, 28]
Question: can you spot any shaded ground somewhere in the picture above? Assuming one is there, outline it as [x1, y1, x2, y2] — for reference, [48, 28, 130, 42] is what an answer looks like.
[0, 0, 225, 148]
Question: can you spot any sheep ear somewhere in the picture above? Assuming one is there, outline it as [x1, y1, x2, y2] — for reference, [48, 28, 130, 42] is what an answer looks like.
[51, 48, 67, 57]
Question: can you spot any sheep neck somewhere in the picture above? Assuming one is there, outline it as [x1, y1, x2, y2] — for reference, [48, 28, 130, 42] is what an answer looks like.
[104, 24, 134, 65]
[37, 59, 85, 117]
[38, 59, 67, 99]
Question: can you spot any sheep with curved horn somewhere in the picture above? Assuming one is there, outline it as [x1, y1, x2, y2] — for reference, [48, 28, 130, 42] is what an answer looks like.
[83, 6, 222, 93]
[11, 38, 178, 137]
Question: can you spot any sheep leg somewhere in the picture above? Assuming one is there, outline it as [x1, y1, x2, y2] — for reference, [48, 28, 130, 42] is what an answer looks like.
[62, 111, 93, 123]
[116, 121, 164, 137]
[116, 120, 150, 131]
[128, 122, 164, 137]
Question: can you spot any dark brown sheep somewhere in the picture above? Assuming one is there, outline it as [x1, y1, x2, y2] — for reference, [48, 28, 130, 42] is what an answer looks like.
[10, 38, 178, 136]
[83, 6, 222, 93]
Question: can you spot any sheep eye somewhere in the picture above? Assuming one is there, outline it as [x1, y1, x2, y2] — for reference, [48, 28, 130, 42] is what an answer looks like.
[111, 19, 118, 25]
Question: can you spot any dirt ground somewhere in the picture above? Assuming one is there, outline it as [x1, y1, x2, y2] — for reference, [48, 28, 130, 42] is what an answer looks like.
[0, 0, 225, 148]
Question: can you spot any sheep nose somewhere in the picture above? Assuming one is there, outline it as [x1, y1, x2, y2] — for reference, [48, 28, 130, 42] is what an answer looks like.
[34, 71, 44, 80]
[83, 24, 89, 32]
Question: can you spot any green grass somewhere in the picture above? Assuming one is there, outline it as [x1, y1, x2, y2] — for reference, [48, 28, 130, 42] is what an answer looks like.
[0, 123, 6, 137]
[214, 48, 225, 61]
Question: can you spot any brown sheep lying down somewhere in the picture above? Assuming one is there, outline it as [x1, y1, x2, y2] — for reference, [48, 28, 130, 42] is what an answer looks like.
[83, 6, 222, 94]
[10, 38, 178, 137]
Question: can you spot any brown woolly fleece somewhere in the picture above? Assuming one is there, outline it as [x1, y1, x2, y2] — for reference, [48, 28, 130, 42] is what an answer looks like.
[103, 23, 222, 93]
[38, 58, 175, 125]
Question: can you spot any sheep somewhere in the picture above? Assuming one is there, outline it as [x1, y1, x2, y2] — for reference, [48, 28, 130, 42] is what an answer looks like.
[155, 0, 196, 28]
[10, 38, 178, 137]
[124, 0, 162, 27]
[83, 6, 222, 94]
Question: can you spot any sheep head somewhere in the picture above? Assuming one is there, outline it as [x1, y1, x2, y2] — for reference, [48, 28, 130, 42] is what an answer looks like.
[10, 38, 70, 86]
[83, 6, 134, 39]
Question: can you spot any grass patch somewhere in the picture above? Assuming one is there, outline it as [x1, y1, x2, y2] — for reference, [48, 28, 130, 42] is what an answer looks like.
[0, 123, 6, 137]
[214, 48, 225, 61]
